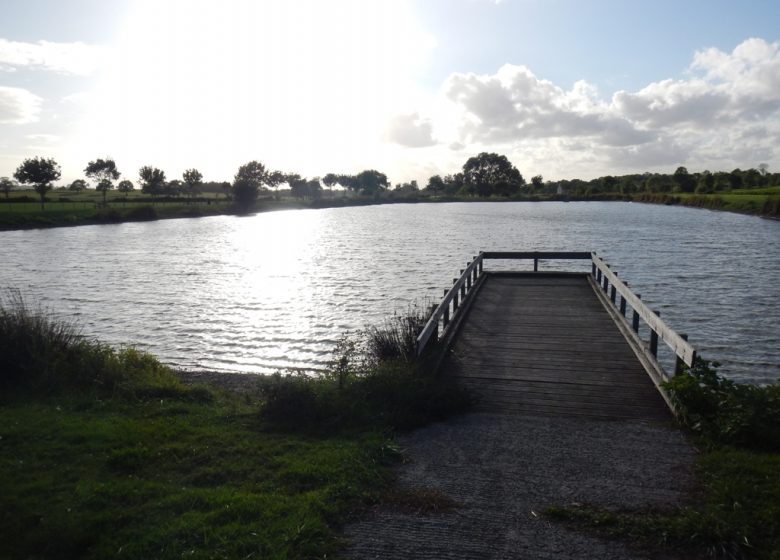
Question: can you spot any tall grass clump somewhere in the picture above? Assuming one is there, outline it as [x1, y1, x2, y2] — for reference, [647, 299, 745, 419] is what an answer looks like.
[364, 304, 432, 366]
[261, 305, 470, 432]
[0, 290, 186, 398]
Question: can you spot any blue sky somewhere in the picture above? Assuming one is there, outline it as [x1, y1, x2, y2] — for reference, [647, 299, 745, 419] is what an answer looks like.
[1, 0, 779, 185]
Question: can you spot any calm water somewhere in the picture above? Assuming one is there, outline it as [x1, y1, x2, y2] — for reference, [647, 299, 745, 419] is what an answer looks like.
[1, 202, 778, 384]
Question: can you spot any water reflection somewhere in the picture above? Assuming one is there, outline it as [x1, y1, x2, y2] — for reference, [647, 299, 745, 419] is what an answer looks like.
[0, 202, 777, 383]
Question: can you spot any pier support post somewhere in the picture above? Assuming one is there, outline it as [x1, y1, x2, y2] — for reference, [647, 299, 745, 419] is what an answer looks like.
[650, 310, 660, 357]
[632, 294, 641, 333]
[443, 289, 450, 328]
[674, 334, 689, 375]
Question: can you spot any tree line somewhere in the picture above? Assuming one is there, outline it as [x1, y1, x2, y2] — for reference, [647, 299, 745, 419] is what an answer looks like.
[2, 153, 776, 211]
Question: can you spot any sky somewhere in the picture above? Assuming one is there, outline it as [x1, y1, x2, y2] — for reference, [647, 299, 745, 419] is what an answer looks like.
[1, 0, 779, 186]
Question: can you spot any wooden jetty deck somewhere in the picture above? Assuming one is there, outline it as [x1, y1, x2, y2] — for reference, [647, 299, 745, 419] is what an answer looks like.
[416, 252, 698, 420]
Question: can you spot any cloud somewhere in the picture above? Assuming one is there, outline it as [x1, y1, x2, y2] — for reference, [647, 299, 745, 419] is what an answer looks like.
[0, 86, 42, 124]
[385, 113, 437, 147]
[0, 38, 105, 75]
[421, 38, 780, 177]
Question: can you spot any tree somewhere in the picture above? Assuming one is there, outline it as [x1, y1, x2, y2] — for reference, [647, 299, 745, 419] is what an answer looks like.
[182, 168, 203, 200]
[232, 161, 267, 211]
[426, 174, 445, 194]
[355, 169, 389, 195]
[462, 153, 524, 197]
[117, 179, 134, 195]
[1, 177, 16, 199]
[531, 175, 544, 189]
[322, 173, 340, 193]
[139, 166, 166, 196]
[85, 158, 121, 204]
[14, 157, 61, 210]
[235, 161, 268, 188]
[68, 179, 87, 192]
[673, 166, 695, 193]
[165, 180, 183, 197]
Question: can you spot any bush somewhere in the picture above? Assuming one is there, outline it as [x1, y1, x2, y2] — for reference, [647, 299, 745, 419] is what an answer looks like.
[260, 310, 470, 432]
[0, 290, 187, 398]
[664, 358, 780, 451]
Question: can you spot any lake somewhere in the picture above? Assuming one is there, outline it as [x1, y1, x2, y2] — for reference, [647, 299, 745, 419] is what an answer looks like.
[1, 201, 777, 384]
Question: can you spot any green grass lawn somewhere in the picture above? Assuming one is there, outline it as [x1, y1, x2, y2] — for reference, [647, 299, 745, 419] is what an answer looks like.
[0, 295, 465, 559]
[0, 391, 395, 559]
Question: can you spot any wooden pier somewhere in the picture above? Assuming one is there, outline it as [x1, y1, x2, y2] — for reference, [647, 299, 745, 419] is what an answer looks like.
[345, 252, 700, 558]
[416, 252, 698, 420]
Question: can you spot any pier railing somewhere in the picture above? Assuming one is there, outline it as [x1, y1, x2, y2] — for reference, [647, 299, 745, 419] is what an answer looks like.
[416, 251, 697, 381]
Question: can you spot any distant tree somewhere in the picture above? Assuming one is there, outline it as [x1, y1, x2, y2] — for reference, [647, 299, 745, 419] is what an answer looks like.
[758, 163, 769, 176]
[85, 158, 121, 204]
[696, 171, 715, 194]
[355, 169, 389, 195]
[182, 168, 203, 200]
[235, 161, 268, 188]
[728, 169, 743, 190]
[165, 179, 183, 197]
[232, 161, 267, 211]
[288, 174, 322, 199]
[14, 157, 61, 210]
[673, 166, 695, 193]
[266, 170, 286, 193]
[600, 175, 618, 192]
[68, 179, 87, 192]
[1, 177, 17, 199]
[426, 174, 445, 194]
[322, 173, 340, 192]
[462, 153, 524, 197]
[139, 166, 166, 196]
[117, 179, 134, 195]
[531, 175, 544, 188]
[437, 173, 464, 195]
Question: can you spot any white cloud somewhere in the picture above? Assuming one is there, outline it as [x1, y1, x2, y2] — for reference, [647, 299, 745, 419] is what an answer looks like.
[0, 86, 42, 124]
[385, 113, 436, 147]
[417, 38, 780, 178]
[0, 38, 105, 75]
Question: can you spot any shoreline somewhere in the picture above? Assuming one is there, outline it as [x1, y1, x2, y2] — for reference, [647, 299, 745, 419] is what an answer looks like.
[1, 194, 778, 232]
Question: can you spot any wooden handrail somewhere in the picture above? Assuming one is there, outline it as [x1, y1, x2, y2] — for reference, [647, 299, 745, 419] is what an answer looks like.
[415, 251, 699, 377]
[590, 253, 697, 367]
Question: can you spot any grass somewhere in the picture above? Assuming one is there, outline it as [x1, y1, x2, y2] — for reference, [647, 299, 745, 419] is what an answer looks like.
[545, 360, 780, 559]
[632, 191, 780, 217]
[0, 293, 468, 559]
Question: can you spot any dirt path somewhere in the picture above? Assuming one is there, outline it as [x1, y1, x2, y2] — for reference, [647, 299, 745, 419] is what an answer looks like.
[344, 412, 695, 559]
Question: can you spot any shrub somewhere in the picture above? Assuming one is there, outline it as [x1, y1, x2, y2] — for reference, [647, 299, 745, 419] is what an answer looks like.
[260, 309, 470, 432]
[664, 358, 780, 451]
[0, 290, 187, 398]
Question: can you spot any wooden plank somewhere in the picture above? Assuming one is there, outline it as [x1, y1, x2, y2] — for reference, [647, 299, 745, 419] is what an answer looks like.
[440, 273, 674, 420]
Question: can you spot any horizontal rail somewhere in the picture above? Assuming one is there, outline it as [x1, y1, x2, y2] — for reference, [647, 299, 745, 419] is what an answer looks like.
[590, 253, 697, 367]
[416, 251, 699, 382]
[416, 253, 484, 356]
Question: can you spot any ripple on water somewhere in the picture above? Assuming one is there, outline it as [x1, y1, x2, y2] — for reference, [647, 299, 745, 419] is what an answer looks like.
[0, 202, 777, 383]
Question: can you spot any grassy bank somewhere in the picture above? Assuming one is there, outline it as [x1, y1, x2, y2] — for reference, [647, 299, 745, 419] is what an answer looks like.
[631, 187, 780, 218]
[546, 359, 780, 559]
[2, 185, 779, 231]
[0, 294, 468, 559]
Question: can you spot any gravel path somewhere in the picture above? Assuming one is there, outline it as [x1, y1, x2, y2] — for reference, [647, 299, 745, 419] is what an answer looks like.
[344, 412, 696, 559]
